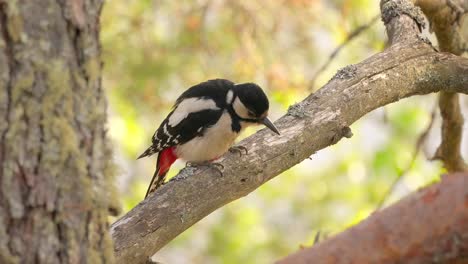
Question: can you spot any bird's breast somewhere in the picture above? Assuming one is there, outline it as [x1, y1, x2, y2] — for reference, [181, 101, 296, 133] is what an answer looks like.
[175, 111, 239, 162]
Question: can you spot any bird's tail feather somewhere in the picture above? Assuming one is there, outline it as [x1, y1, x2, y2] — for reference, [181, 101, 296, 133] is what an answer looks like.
[144, 166, 167, 198]
[137, 145, 156, 159]
[143, 147, 177, 198]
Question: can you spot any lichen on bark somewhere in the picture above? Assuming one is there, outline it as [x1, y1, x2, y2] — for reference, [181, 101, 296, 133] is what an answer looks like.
[0, 0, 117, 263]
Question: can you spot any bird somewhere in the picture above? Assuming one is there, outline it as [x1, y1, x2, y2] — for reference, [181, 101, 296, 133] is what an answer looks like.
[138, 79, 280, 198]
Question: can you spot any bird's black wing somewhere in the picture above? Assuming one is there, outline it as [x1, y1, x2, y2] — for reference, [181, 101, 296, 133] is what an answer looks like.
[137, 79, 234, 159]
[138, 109, 224, 158]
[175, 79, 234, 107]
[155, 109, 223, 148]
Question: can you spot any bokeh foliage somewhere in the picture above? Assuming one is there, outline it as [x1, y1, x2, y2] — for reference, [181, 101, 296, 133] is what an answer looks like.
[102, 1, 451, 263]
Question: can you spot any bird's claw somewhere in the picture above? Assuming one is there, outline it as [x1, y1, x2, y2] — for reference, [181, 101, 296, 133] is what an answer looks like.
[210, 162, 224, 172]
[186, 161, 224, 176]
[229, 145, 248, 156]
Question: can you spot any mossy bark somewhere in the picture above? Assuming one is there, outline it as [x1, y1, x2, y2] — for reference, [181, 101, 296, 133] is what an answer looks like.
[0, 1, 117, 263]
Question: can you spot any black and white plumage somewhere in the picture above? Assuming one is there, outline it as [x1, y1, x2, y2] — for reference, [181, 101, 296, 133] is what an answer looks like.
[138, 79, 280, 198]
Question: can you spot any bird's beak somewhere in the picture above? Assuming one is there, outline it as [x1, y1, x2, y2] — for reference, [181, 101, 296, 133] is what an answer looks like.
[262, 117, 280, 135]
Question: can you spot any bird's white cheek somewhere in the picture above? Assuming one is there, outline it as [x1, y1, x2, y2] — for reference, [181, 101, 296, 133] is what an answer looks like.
[232, 97, 250, 119]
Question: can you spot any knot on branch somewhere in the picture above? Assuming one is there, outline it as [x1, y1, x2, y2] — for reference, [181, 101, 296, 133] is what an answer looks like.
[333, 64, 357, 80]
[342, 126, 353, 138]
[329, 126, 353, 144]
[381, 0, 426, 31]
[417, 35, 435, 48]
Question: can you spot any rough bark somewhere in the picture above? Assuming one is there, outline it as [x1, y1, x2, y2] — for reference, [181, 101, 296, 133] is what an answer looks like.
[277, 173, 468, 264]
[0, 1, 117, 263]
[415, 0, 468, 172]
[111, 0, 468, 262]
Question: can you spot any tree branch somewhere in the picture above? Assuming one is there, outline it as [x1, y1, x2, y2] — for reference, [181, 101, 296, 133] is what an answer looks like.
[111, 1, 468, 262]
[415, 0, 468, 172]
[277, 173, 468, 264]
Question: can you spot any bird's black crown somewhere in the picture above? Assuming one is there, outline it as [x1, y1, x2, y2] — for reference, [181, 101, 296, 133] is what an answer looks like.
[233, 83, 269, 117]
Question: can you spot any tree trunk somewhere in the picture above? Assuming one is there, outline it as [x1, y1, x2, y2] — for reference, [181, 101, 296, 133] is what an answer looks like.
[0, 1, 116, 263]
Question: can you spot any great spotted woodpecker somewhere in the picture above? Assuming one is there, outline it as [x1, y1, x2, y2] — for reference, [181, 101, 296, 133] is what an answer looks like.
[138, 79, 280, 198]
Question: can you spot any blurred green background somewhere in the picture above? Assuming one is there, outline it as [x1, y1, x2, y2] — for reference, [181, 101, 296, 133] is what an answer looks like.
[101, 0, 466, 263]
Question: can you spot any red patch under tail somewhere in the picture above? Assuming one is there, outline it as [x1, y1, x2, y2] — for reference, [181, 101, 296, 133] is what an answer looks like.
[145, 147, 178, 198]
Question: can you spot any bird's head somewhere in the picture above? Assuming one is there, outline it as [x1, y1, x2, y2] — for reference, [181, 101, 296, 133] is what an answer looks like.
[231, 83, 280, 135]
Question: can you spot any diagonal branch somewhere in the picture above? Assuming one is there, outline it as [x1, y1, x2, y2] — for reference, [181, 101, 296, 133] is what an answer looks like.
[111, 1, 468, 262]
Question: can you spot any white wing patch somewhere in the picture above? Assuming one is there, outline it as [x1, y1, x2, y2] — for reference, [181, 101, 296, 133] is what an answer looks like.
[168, 98, 219, 127]
[163, 123, 171, 137]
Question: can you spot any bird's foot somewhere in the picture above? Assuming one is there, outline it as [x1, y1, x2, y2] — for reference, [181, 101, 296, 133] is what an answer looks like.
[186, 161, 224, 176]
[229, 145, 248, 156]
